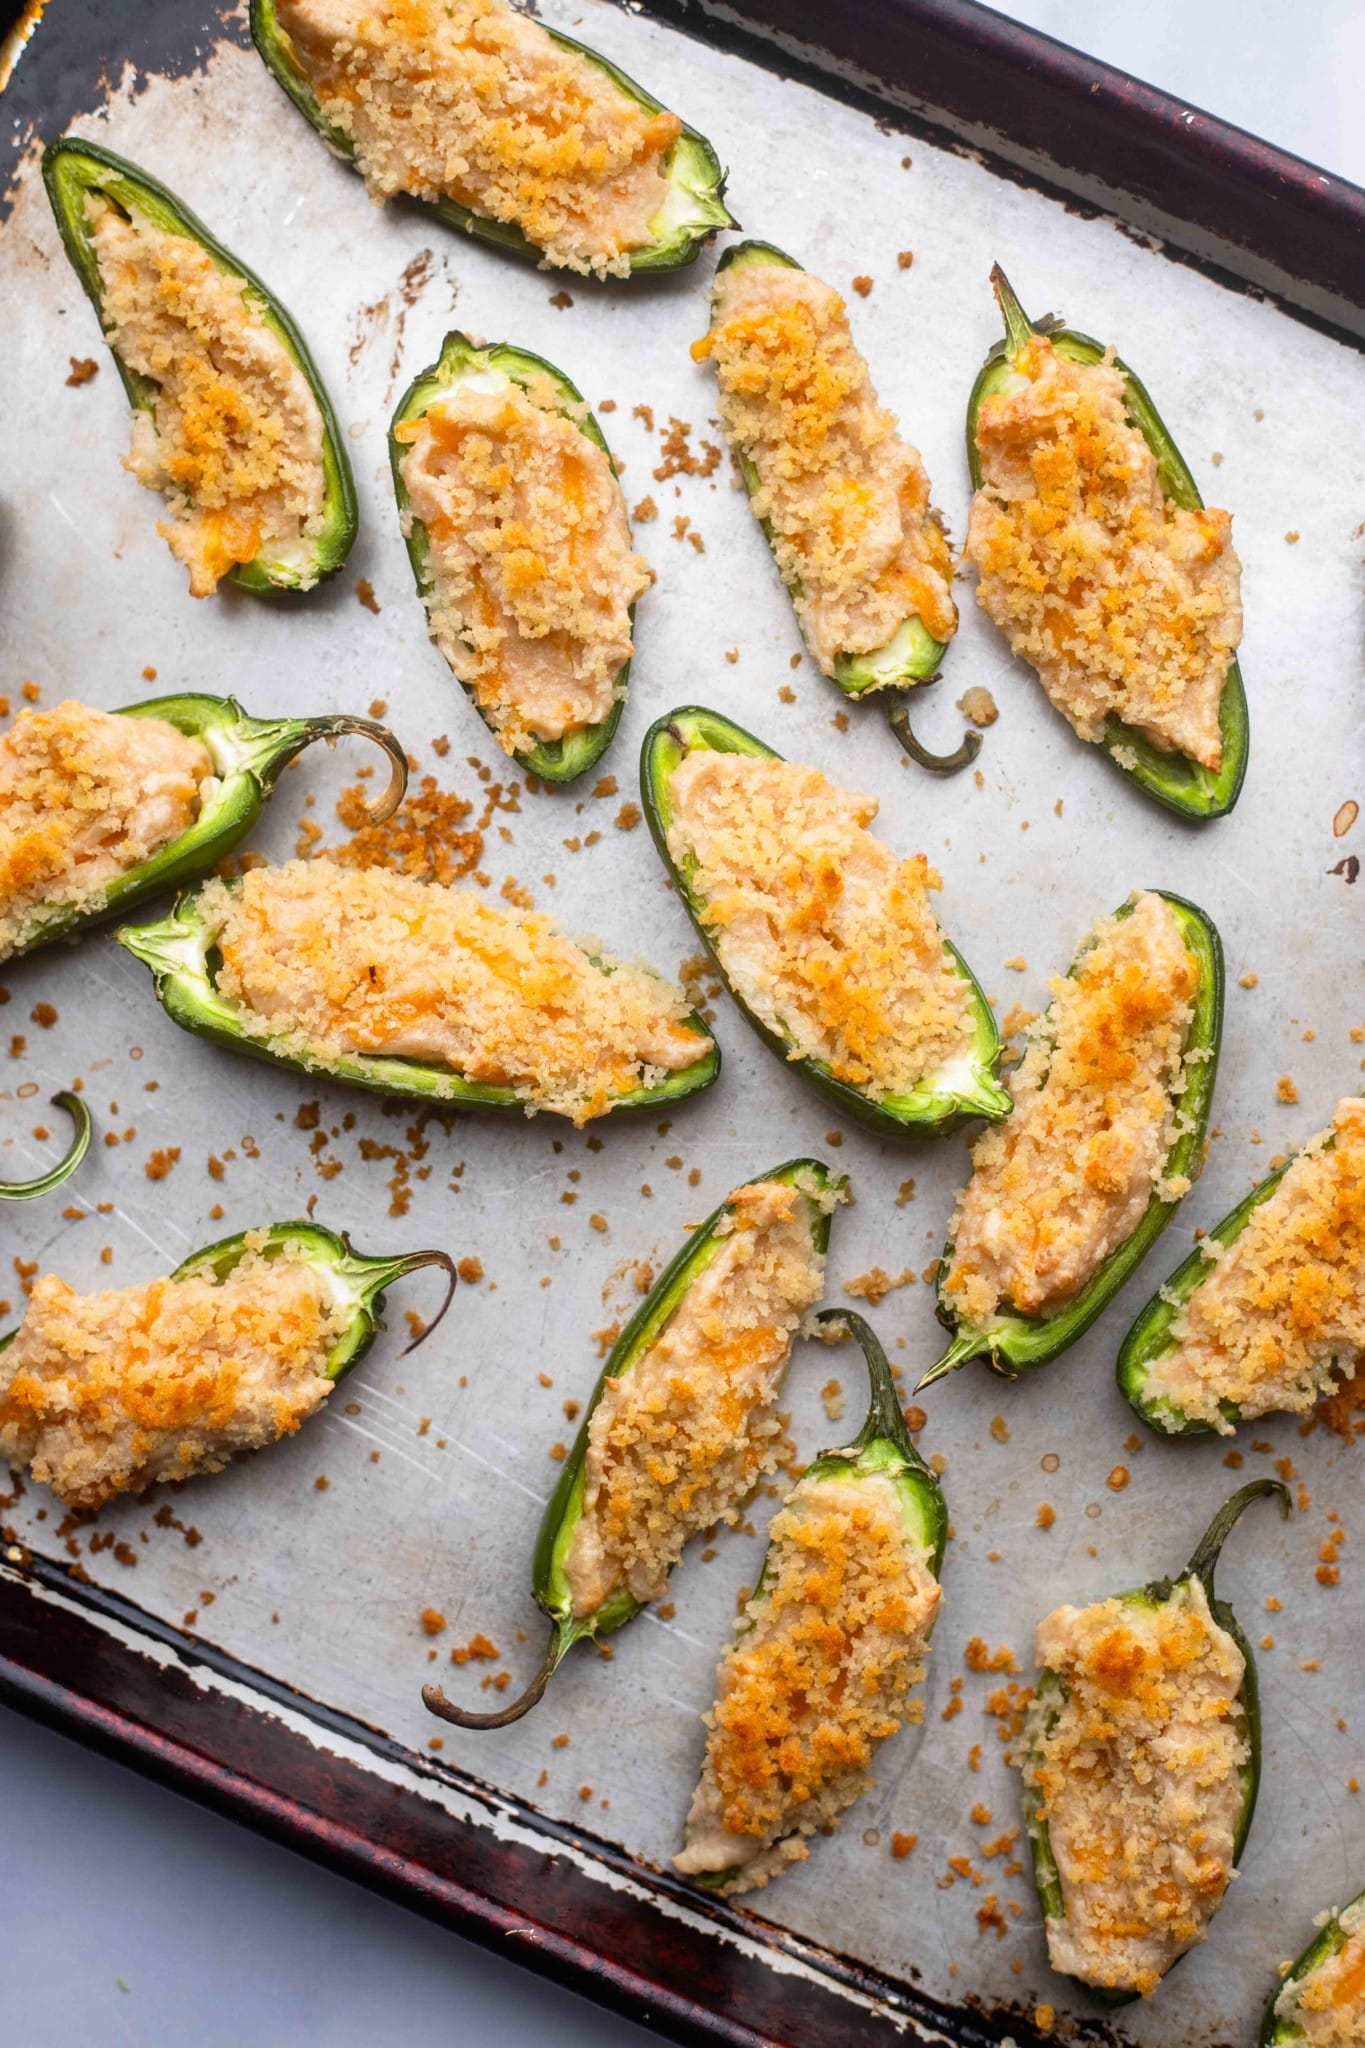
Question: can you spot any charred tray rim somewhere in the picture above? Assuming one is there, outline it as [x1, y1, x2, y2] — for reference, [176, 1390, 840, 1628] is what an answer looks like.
[2, 1, 1363, 2044]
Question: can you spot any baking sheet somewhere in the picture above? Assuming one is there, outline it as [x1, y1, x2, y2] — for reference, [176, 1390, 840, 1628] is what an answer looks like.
[2, 4, 1364, 2040]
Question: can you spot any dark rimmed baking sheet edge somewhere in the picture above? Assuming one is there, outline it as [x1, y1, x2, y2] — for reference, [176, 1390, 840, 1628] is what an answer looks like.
[2, 2, 1361, 2044]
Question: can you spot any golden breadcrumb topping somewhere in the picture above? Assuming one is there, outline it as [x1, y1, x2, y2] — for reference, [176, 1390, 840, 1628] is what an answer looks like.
[944, 891, 1198, 1323]
[89, 198, 326, 595]
[275, 0, 681, 276]
[967, 336, 1240, 769]
[0, 1243, 347, 1507]
[564, 1174, 835, 1616]
[201, 858, 707, 1124]
[694, 261, 957, 674]
[665, 750, 976, 1101]
[0, 700, 208, 962]
[1273, 1904, 1365, 2044]
[1026, 1577, 1247, 1997]
[675, 1474, 939, 1894]
[396, 372, 649, 754]
[1148, 1099, 1365, 1431]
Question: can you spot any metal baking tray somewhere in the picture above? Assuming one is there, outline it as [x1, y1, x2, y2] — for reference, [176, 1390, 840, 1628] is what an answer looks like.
[2, 3, 1362, 2042]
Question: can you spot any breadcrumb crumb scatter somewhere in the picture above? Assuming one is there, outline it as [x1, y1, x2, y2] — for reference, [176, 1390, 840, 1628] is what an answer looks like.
[564, 1175, 836, 1615]
[1147, 1099, 1365, 1431]
[201, 858, 707, 1124]
[694, 261, 957, 673]
[1023, 1578, 1246, 1997]
[665, 751, 975, 1101]
[275, 0, 682, 275]
[967, 336, 1240, 768]
[1271, 1900, 1365, 2044]
[675, 1475, 940, 1893]
[0, 701, 208, 961]
[89, 198, 327, 595]
[396, 373, 650, 754]
[0, 1243, 348, 1507]
[944, 891, 1198, 1322]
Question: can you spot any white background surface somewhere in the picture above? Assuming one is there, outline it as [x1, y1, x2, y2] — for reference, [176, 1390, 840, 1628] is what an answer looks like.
[3, 5, 1361, 2045]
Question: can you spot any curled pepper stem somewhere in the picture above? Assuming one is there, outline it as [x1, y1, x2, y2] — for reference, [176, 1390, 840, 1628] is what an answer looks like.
[390, 1249, 458, 1358]
[301, 715, 409, 825]
[1184, 1478, 1290, 1600]
[886, 696, 982, 776]
[423, 1615, 575, 1730]
[0, 1092, 92, 1201]
[816, 1308, 907, 1454]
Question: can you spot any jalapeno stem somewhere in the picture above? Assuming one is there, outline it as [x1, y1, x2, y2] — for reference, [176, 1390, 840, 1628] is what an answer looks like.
[914, 1329, 985, 1394]
[389, 1249, 458, 1358]
[0, 1092, 92, 1201]
[423, 1614, 581, 1729]
[817, 1308, 909, 1455]
[1184, 1479, 1290, 1600]
[293, 715, 409, 824]
[886, 696, 981, 776]
[989, 263, 1037, 360]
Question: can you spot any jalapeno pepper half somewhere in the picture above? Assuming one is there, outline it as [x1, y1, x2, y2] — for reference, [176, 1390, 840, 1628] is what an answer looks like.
[705, 241, 976, 776]
[0, 1093, 92, 1202]
[118, 876, 720, 1119]
[1261, 1885, 1365, 2044]
[677, 1307, 946, 1894]
[2, 693, 405, 966]
[390, 335, 631, 783]
[249, 0, 733, 275]
[423, 1157, 842, 1730]
[1117, 1130, 1326, 1436]
[1021, 1479, 1289, 2006]
[43, 138, 357, 592]
[919, 889, 1223, 1389]
[967, 267, 1249, 820]
[640, 706, 1010, 1137]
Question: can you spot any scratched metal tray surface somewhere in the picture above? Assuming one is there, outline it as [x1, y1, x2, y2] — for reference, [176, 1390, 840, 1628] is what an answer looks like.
[1, 3, 1363, 2043]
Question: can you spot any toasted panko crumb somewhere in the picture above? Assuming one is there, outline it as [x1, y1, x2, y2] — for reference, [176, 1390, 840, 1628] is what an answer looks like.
[675, 1473, 940, 1893]
[665, 750, 976, 1102]
[943, 892, 1198, 1323]
[89, 198, 326, 595]
[694, 260, 956, 675]
[1023, 1577, 1247, 1997]
[0, 701, 208, 961]
[0, 1243, 347, 1507]
[967, 336, 1241, 769]
[276, 0, 682, 277]
[1147, 1100, 1365, 1430]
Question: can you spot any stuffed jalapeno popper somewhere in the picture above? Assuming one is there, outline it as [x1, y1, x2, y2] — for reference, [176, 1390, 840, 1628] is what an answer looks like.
[675, 1309, 946, 1896]
[1262, 1887, 1365, 2045]
[0, 1222, 454, 1508]
[425, 1159, 843, 1729]
[642, 708, 1009, 1137]
[44, 140, 356, 596]
[1019, 1481, 1287, 2003]
[120, 858, 719, 1124]
[966, 267, 1247, 819]
[922, 889, 1222, 1387]
[0, 694, 405, 965]
[0, 1094, 92, 1203]
[694, 243, 970, 771]
[391, 335, 649, 781]
[252, 0, 732, 276]
[1120, 1098, 1365, 1436]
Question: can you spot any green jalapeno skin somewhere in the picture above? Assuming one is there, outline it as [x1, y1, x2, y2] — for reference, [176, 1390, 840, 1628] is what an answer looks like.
[43, 138, 357, 592]
[1022, 1479, 1288, 2006]
[640, 706, 1011, 1138]
[0, 1093, 92, 1202]
[2, 694, 407, 966]
[250, 0, 733, 276]
[920, 889, 1223, 1389]
[685, 1306, 946, 1894]
[423, 1158, 843, 1730]
[966, 266, 1249, 821]
[708, 243, 977, 776]
[117, 878, 720, 1119]
[390, 335, 629, 784]
[0, 1219, 457, 1378]
[1261, 1885, 1365, 2044]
